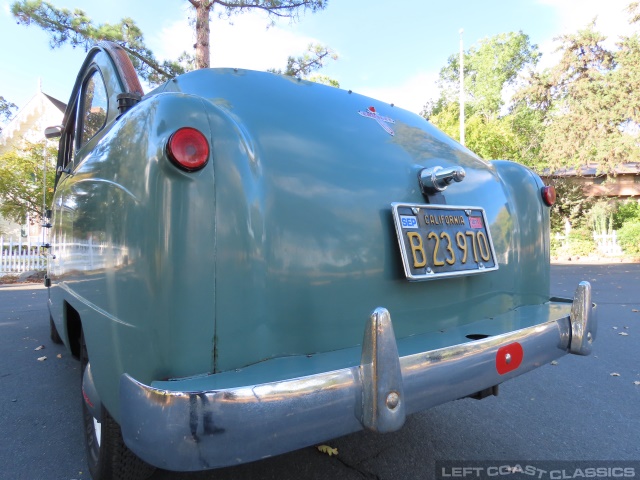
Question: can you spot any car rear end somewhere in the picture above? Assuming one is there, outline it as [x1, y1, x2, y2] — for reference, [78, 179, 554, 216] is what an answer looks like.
[108, 69, 596, 471]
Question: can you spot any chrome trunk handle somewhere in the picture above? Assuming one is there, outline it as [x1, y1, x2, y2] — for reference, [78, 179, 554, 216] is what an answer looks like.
[419, 165, 466, 193]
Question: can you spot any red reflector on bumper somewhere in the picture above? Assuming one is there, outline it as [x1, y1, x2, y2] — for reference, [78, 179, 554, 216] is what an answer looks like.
[496, 342, 524, 375]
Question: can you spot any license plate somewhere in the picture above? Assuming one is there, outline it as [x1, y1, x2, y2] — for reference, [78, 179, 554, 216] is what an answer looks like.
[391, 203, 498, 281]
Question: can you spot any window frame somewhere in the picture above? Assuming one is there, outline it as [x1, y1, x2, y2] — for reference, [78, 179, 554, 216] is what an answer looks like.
[76, 67, 109, 150]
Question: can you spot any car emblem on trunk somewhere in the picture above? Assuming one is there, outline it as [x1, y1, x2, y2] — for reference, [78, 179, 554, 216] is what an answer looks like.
[358, 106, 395, 136]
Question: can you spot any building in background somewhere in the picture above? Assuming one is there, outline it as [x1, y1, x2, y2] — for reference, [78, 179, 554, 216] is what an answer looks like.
[541, 163, 640, 200]
[0, 82, 65, 241]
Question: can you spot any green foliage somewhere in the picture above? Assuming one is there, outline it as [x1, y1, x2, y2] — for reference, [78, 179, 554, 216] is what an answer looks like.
[587, 199, 616, 235]
[613, 197, 640, 256]
[0, 141, 56, 223]
[436, 32, 539, 117]
[11, 0, 331, 86]
[425, 9, 640, 175]
[0, 96, 17, 134]
[506, 102, 545, 170]
[0, 96, 17, 122]
[515, 15, 640, 174]
[617, 221, 640, 255]
[550, 232, 563, 256]
[547, 178, 594, 233]
[306, 75, 339, 88]
[566, 231, 596, 257]
[426, 31, 539, 117]
[423, 32, 540, 164]
[464, 114, 517, 160]
[552, 229, 596, 257]
[11, 0, 192, 86]
[212, 0, 327, 21]
[268, 43, 339, 84]
[613, 200, 640, 229]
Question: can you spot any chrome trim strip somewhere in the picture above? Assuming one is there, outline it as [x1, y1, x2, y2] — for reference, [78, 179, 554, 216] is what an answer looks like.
[119, 284, 595, 472]
[59, 282, 136, 328]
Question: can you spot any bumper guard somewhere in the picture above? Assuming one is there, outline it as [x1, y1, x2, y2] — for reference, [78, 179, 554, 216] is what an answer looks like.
[120, 282, 595, 471]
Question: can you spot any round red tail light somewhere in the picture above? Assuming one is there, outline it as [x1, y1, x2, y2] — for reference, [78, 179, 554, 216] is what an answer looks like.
[541, 185, 556, 206]
[166, 127, 210, 172]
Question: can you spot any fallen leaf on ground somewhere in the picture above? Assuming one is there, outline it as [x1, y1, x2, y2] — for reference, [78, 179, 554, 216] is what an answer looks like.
[619, 332, 629, 336]
[57, 354, 62, 359]
[37, 356, 47, 361]
[317, 445, 339, 457]
[550, 361, 558, 366]
[612, 326, 618, 329]
[34, 345, 45, 351]
[610, 372, 621, 377]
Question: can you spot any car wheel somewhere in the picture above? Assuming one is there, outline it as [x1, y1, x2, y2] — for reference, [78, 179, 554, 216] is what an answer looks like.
[81, 333, 155, 480]
[49, 314, 63, 344]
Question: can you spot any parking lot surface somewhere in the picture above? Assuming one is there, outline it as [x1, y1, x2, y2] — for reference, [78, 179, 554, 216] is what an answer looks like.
[1, 264, 638, 480]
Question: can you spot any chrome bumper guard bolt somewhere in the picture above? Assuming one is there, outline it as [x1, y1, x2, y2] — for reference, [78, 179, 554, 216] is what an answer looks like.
[386, 392, 400, 410]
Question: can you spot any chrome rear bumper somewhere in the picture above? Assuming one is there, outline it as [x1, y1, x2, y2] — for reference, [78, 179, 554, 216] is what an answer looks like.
[120, 282, 595, 471]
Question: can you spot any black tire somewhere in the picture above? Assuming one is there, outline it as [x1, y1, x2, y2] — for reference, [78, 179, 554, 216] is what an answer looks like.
[50, 313, 63, 344]
[81, 334, 155, 480]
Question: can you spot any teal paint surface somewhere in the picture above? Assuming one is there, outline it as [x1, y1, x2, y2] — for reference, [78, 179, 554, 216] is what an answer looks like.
[50, 55, 554, 418]
[163, 69, 551, 373]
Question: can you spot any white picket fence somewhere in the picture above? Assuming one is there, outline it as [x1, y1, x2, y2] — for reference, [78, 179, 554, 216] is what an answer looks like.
[0, 236, 47, 275]
[592, 231, 623, 256]
[554, 231, 622, 256]
[54, 237, 129, 272]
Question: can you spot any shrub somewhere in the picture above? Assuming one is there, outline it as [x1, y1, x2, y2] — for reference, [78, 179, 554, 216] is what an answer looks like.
[613, 200, 640, 229]
[550, 233, 563, 256]
[552, 229, 596, 257]
[617, 222, 640, 255]
[566, 231, 596, 257]
[587, 199, 616, 235]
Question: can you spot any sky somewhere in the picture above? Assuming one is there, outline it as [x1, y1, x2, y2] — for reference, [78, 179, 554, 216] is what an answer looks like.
[0, 0, 637, 119]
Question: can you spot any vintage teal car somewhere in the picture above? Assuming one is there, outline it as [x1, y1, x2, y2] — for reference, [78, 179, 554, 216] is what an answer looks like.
[45, 41, 596, 480]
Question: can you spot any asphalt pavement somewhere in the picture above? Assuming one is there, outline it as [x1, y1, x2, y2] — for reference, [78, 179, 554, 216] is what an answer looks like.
[1, 264, 639, 480]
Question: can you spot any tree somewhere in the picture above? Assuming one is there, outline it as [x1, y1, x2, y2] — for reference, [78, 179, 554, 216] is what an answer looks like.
[11, 0, 331, 86]
[268, 42, 339, 85]
[422, 32, 540, 163]
[0, 141, 56, 223]
[546, 177, 594, 233]
[610, 3, 640, 138]
[0, 96, 17, 135]
[188, 0, 327, 69]
[11, 1, 190, 86]
[515, 12, 640, 174]
[434, 32, 540, 118]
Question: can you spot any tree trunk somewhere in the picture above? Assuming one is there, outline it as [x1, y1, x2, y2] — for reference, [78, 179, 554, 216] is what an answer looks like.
[191, 1, 212, 69]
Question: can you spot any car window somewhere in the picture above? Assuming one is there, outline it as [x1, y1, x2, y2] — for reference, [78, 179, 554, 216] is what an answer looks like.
[79, 70, 108, 147]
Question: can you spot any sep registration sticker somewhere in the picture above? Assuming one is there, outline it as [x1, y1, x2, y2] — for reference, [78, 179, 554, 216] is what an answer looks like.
[400, 215, 419, 228]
